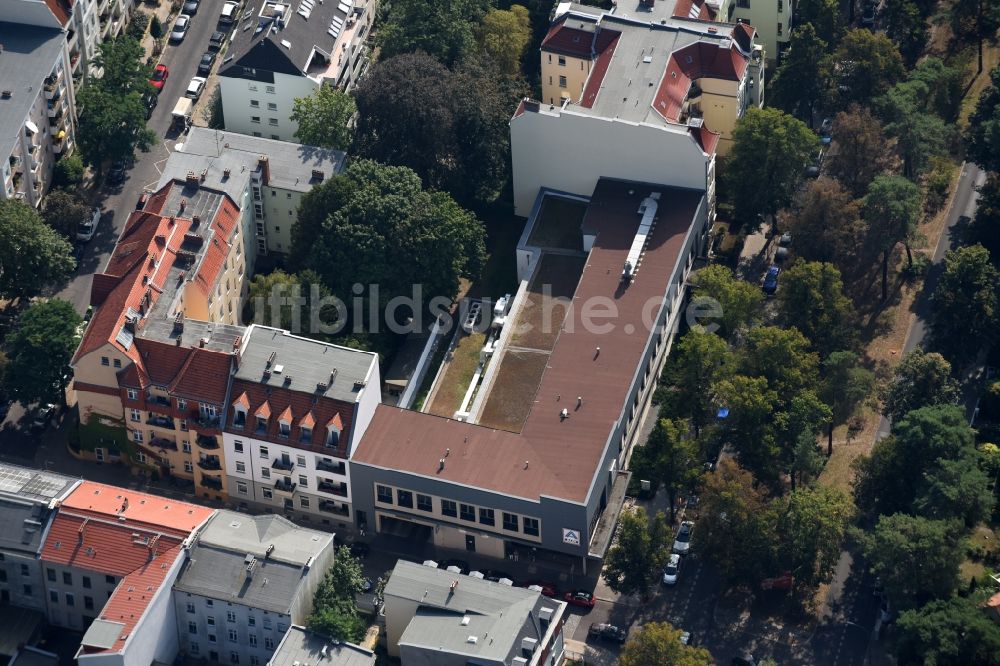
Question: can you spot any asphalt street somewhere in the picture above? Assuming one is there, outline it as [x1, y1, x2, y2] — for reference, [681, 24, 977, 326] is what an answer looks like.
[57, 2, 222, 314]
[875, 162, 986, 440]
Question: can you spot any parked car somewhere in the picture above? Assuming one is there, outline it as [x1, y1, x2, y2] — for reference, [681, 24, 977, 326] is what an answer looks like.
[361, 577, 373, 593]
[679, 630, 692, 645]
[183, 0, 200, 13]
[480, 569, 513, 583]
[73, 243, 85, 264]
[439, 559, 470, 574]
[779, 232, 793, 247]
[564, 590, 596, 608]
[149, 63, 169, 91]
[861, 2, 877, 26]
[136, 191, 151, 210]
[197, 51, 216, 76]
[170, 14, 191, 42]
[219, 1, 240, 24]
[588, 623, 627, 644]
[76, 207, 102, 242]
[522, 580, 559, 597]
[185, 76, 207, 100]
[805, 147, 825, 178]
[762, 265, 780, 295]
[143, 91, 157, 119]
[818, 117, 833, 145]
[673, 520, 694, 555]
[30, 404, 56, 433]
[662, 553, 681, 585]
[209, 31, 226, 50]
[107, 158, 129, 186]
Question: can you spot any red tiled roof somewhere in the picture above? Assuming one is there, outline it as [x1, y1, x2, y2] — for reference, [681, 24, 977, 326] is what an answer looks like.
[354, 180, 705, 502]
[43, 0, 72, 26]
[168, 347, 233, 404]
[733, 22, 756, 53]
[192, 198, 240, 298]
[672, 0, 716, 20]
[57, 480, 213, 533]
[227, 380, 352, 457]
[79, 544, 185, 655]
[579, 30, 621, 109]
[652, 42, 748, 125]
[278, 406, 292, 423]
[256, 400, 271, 418]
[541, 21, 595, 58]
[300, 412, 315, 428]
[690, 124, 721, 153]
[233, 392, 250, 409]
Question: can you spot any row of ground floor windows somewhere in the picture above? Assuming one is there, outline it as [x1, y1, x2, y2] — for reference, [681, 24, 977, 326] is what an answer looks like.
[375, 485, 539, 536]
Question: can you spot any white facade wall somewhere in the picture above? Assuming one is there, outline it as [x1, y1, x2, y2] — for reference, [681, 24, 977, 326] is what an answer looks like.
[725, 0, 790, 63]
[348, 362, 381, 455]
[219, 73, 318, 143]
[509, 107, 712, 217]
[174, 592, 292, 665]
[222, 431, 354, 519]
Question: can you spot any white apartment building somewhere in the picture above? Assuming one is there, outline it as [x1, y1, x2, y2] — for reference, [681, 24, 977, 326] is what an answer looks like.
[217, 0, 376, 142]
[222, 326, 380, 531]
[172, 511, 335, 666]
[0, 18, 77, 207]
[178, 128, 346, 256]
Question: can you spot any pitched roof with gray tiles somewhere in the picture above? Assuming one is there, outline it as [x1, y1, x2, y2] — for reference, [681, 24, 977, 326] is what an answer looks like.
[173, 511, 333, 613]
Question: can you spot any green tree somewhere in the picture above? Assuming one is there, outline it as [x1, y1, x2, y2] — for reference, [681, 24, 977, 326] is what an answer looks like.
[0, 200, 75, 300]
[728, 107, 818, 224]
[910, 57, 965, 122]
[245, 270, 340, 336]
[776, 261, 855, 358]
[820, 351, 874, 454]
[377, 0, 490, 67]
[308, 547, 367, 642]
[777, 486, 854, 589]
[774, 390, 831, 488]
[715, 375, 780, 483]
[477, 5, 530, 77]
[863, 174, 923, 300]
[882, 0, 926, 64]
[353, 53, 517, 205]
[854, 405, 989, 524]
[638, 419, 703, 521]
[784, 178, 867, 277]
[972, 173, 1000, 256]
[824, 106, 894, 197]
[896, 597, 1000, 665]
[52, 154, 85, 190]
[877, 80, 954, 178]
[768, 24, 830, 120]
[617, 622, 715, 666]
[881, 349, 959, 423]
[689, 264, 763, 339]
[657, 329, 732, 435]
[796, 0, 844, 47]
[930, 244, 998, 359]
[150, 15, 163, 39]
[833, 29, 906, 107]
[791, 431, 826, 487]
[76, 37, 157, 171]
[740, 326, 820, 401]
[290, 86, 356, 150]
[207, 87, 224, 130]
[966, 66, 1000, 172]
[292, 160, 485, 328]
[4, 299, 82, 405]
[41, 190, 91, 239]
[696, 459, 778, 585]
[862, 513, 964, 610]
[602, 507, 670, 598]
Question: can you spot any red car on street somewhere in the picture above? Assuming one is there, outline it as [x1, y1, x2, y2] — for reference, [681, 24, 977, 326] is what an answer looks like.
[564, 590, 596, 608]
[149, 64, 169, 91]
[522, 580, 559, 598]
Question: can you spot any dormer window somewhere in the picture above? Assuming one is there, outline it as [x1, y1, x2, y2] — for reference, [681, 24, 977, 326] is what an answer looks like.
[277, 406, 292, 439]
[232, 392, 249, 428]
[326, 414, 342, 448]
[300, 427, 312, 443]
[256, 416, 267, 433]
[255, 401, 271, 433]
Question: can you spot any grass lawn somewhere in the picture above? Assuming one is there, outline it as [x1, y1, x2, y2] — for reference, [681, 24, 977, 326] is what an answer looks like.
[527, 197, 586, 251]
[426, 332, 486, 418]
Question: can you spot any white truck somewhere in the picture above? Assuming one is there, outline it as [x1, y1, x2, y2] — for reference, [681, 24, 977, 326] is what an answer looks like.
[171, 96, 193, 131]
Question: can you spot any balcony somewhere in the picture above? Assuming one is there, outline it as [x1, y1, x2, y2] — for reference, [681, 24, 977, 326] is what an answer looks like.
[274, 479, 296, 495]
[150, 436, 177, 451]
[147, 394, 171, 408]
[195, 414, 221, 430]
[196, 434, 219, 449]
[147, 415, 175, 430]
[197, 457, 222, 471]
[316, 459, 346, 475]
[319, 501, 349, 516]
[200, 476, 223, 491]
[272, 457, 294, 472]
[318, 481, 348, 497]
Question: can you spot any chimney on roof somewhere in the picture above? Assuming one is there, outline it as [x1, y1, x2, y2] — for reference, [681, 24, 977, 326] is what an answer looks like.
[258, 155, 270, 185]
[641, 0, 655, 5]
[311, 169, 325, 182]
[439, 458, 446, 471]
[185, 171, 198, 187]
[200, 169, 208, 183]
[199, 338, 208, 348]
[179, 198, 187, 213]
[169, 216, 175, 226]
[191, 215, 201, 227]
[223, 168, 231, 180]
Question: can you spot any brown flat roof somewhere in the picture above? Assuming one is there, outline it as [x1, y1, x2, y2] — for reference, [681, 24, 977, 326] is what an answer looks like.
[354, 180, 704, 503]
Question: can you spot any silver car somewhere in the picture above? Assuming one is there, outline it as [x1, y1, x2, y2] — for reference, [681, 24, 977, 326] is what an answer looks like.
[673, 520, 693, 555]
[170, 14, 191, 42]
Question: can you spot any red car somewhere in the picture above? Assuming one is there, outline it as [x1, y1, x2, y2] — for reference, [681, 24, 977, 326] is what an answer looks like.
[149, 64, 169, 91]
[522, 580, 559, 598]
[564, 590, 596, 608]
